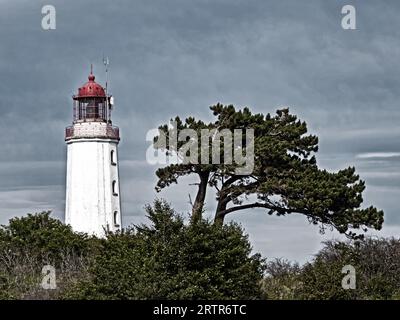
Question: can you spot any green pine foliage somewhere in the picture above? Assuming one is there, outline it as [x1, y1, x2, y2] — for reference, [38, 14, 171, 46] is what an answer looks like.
[154, 104, 383, 239]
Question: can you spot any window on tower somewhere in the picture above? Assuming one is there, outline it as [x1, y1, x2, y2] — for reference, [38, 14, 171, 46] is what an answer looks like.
[114, 211, 119, 227]
[111, 150, 117, 165]
[112, 180, 118, 196]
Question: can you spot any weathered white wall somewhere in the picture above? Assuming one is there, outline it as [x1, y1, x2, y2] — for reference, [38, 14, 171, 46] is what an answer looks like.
[65, 138, 121, 237]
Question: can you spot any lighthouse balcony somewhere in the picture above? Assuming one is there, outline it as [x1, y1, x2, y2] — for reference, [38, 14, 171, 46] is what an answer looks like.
[65, 122, 120, 141]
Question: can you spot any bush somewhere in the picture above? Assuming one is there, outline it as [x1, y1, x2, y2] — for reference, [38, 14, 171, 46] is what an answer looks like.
[64, 200, 266, 299]
[261, 238, 400, 300]
[3, 206, 400, 300]
[261, 259, 302, 299]
[0, 212, 99, 299]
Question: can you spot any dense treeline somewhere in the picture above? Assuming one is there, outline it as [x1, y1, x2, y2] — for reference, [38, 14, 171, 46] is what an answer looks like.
[262, 238, 400, 299]
[0, 201, 399, 300]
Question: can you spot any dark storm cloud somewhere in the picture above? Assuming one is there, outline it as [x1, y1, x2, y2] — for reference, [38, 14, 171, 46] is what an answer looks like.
[1, 0, 400, 262]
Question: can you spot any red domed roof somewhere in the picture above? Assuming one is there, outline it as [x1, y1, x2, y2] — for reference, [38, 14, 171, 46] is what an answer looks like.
[75, 73, 106, 99]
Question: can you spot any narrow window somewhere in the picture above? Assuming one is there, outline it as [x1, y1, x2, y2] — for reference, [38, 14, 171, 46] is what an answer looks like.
[113, 211, 119, 227]
[111, 150, 117, 165]
[112, 180, 118, 196]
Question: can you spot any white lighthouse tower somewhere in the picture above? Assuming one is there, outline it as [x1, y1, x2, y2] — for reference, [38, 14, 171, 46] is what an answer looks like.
[65, 68, 121, 236]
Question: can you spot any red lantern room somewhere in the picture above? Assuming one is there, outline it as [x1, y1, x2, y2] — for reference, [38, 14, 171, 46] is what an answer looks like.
[72, 68, 112, 123]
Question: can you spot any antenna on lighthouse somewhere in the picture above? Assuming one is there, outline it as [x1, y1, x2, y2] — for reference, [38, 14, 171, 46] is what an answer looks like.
[103, 55, 110, 95]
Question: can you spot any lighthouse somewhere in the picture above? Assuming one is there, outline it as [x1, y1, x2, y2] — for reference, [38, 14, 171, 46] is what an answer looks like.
[65, 68, 121, 236]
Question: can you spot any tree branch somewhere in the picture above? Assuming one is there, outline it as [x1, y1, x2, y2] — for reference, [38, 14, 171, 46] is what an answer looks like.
[216, 201, 312, 218]
[217, 202, 278, 217]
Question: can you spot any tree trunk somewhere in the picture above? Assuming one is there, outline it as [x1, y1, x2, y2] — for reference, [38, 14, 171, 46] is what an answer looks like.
[191, 171, 210, 223]
[214, 197, 228, 225]
[213, 175, 241, 225]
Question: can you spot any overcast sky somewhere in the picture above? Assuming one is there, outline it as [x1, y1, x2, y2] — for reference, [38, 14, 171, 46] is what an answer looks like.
[1, 0, 400, 263]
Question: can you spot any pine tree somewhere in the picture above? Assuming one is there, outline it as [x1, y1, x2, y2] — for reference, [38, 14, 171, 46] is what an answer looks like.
[154, 104, 383, 239]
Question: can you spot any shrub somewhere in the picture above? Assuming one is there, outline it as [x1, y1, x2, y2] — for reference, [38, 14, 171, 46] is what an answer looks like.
[261, 259, 302, 299]
[64, 200, 266, 299]
[261, 238, 400, 300]
[0, 212, 99, 299]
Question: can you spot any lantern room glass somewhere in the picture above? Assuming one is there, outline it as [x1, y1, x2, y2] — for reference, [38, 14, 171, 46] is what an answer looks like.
[73, 97, 108, 123]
